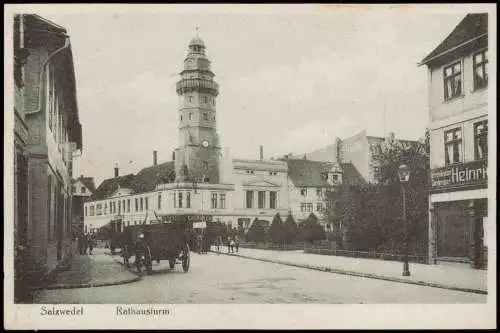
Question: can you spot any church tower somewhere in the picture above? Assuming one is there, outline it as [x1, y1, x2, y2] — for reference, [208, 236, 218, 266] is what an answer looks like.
[175, 33, 221, 184]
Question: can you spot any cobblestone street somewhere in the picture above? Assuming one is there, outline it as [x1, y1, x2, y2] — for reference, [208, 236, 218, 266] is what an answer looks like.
[35, 251, 486, 304]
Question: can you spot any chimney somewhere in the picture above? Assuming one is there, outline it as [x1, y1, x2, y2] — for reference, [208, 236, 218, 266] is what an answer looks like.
[153, 150, 158, 166]
[259, 145, 264, 160]
[114, 163, 119, 178]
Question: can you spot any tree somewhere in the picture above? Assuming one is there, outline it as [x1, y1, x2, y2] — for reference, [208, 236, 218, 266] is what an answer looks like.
[268, 213, 284, 244]
[283, 213, 298, 244]
[299, 213, 325, 244]
[246, 218, 267, 243]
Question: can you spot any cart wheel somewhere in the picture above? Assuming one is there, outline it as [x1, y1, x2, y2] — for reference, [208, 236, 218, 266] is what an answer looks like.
[145, 246, 153, 274]
[169, 259, 176, 269]
[182, 243, 190, 273]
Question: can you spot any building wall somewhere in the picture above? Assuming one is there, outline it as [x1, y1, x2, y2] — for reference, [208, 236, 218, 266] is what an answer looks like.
[288, 183, 328, 223]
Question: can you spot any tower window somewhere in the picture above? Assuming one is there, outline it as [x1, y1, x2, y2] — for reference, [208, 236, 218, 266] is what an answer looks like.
[188, 96, 193, 103]
[189, 113, 194, 121]
[203, 112, 208, 120]
[180, 114, 183, 121]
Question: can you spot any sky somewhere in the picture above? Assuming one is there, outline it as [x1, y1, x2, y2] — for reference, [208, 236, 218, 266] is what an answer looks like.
[22, 5, 481, 185]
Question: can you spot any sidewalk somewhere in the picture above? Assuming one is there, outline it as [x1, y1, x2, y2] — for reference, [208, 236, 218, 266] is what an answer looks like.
[39, 247, 141, 290]
[212, 247, 488, 294]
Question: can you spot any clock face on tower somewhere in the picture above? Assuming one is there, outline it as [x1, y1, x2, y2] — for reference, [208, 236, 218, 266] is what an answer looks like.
[202, 140, 209, 148]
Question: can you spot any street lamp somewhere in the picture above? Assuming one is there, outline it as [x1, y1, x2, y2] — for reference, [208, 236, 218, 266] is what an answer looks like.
[398, 164, 411, 276]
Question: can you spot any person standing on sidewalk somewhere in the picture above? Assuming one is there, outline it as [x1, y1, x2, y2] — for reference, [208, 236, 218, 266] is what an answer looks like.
[87, 233, 94, 255]
[227, 236, 232, 254]
[230, 237, 235, 254]
[234, 235, 240, 253]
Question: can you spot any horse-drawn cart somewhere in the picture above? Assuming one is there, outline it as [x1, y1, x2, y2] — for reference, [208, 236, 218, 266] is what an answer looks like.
[118, 221, 191, 274]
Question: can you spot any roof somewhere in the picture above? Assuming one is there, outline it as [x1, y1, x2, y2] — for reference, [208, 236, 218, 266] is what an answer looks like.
[340, 163, 366, 186]
[91, 161, 176, 201]
[74, 176, 96, 193]
[287, 159, 336, 187]
[420, 13, 488, 66]
[189, 36, 206, 47]
[91, 174, 136, 200]
[23, 14, 68, 34]
[131, 161, 176, 193]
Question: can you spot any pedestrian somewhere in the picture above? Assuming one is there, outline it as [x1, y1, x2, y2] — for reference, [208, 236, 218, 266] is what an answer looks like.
[82, 233, 88, 255]
[230, 237, 235, 254]
[87, 233, 94, 255]
[227, 237, 231, 254]
[235, 235, 240, 253]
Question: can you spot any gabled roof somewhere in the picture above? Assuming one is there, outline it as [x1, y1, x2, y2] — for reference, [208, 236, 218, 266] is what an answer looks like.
[287, 159, 336, 187]
[74, 176, 96, 193]
[91, 174, 136, 201]
[131, 161, 176, 193]
[420, 13, 488, 66]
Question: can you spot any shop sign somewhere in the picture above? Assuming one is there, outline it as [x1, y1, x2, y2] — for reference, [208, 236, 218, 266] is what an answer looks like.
[431, 160, 487, 191]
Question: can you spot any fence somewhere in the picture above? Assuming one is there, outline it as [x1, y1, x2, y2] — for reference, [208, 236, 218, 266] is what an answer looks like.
[304, 247, 428, 264]
[238, 242, 305, 251]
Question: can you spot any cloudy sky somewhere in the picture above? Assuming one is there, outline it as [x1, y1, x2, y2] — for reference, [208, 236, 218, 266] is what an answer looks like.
[21, 5, 485, 185]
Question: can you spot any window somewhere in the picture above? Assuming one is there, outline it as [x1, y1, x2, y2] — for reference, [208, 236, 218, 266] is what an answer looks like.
[127, 221, 130, 227]
[203, 161, 208, 169]
[118, 201, 121, 214]
[135, 198, 138, 211]
[258, 191, 265, 209]
[158, 193, 162, 209]
[300, 188, 307, 196]
[316, 188, 322, 197]
[90, 205, 95, 216]
[187, 192, 191, 208]
[96, 204, 102, 216]
[300, 203, 306, 212]
[211, 193, 218, 209]
[140, 197, 144, 211]
[145, 197, 149, 210]
[246, 191, 253, 209]
[188, 95, 193, 103]
[270, 191, 277, 209]
[317, 203, 323, 212]
[179, 192, 183, 208]
[306, 203, 313, 212]
[444, 128, 462, 164]
[85, 206, 87, 217]
[189, 113, 194, 121]
[203, 112, 208, 120]
[134, 221, 137, 225]
[174, 192, 177, 208]
[473, 50, 488, 90]
[123, 200, 126, 212]
[474, 121, 488, 160]
[127, 199, 130, 212]
[81, 187, 85, 193]
[443, 61, 462, 100]
[219, 193, 226, 209]
[180, 114, 183, 121]
[104, 203, 107, 215]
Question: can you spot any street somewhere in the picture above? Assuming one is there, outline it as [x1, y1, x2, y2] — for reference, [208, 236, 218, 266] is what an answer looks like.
[34, 252, 486, 304]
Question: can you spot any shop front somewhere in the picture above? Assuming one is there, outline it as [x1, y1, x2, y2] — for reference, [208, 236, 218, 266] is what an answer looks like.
[429, 160, 487, 269]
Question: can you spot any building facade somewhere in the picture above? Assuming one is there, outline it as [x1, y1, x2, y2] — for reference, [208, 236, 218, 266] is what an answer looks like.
[14, 14, 83, 290]
[305, 131, 419, 184]
[420, 13, 488, 269]
[83, 36, 353, 236]
[72, 176, 95, 237]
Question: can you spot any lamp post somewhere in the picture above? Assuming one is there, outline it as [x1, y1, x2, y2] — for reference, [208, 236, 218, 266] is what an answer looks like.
[398, 164, 411, 277]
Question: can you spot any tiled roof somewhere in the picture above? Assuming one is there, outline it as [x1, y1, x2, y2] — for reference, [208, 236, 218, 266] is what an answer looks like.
[340, 163, 366, 186]
[91, 174, 136, 200]
[420, 13, 488, 65]
[91, 161, 177, 200]
[131, 161, 176, 193]
[74, 176, 96, 193]
[287, 159, 336, 187]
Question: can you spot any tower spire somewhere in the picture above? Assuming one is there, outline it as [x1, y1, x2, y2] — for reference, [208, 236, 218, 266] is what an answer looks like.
[195, 26, 199, 38]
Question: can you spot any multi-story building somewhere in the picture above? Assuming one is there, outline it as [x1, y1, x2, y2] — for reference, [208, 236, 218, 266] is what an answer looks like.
[84, 35, 358, 236]
[305, 131, 419, 184]
[420, 13, 488, 269]
[14, 14, 83, 288]
[71, 175, 95, 237]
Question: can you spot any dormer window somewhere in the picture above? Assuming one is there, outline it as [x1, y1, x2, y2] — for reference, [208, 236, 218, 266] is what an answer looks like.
[300, 188, 307, 196]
